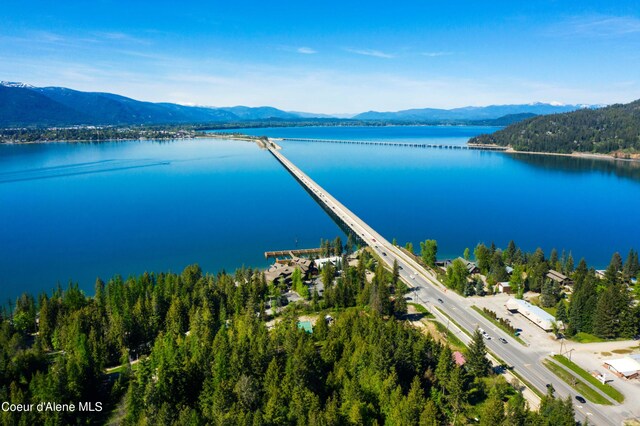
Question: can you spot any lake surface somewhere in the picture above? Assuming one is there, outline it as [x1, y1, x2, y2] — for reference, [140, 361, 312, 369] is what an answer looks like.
[235, 126, 640, 267]
[2, 126, 640, 301]
[0, 139, 344, 301]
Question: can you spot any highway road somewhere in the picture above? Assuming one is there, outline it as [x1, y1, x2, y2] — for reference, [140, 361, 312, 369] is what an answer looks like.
[269, 146, 631, 426]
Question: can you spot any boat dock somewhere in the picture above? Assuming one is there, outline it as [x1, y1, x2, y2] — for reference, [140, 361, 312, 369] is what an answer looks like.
[264, 248, 323, 259]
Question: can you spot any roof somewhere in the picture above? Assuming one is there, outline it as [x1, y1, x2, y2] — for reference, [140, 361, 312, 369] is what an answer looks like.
[456, 257, 478, 273]
[315, 256, 342, 269]
[452, 351, 466, 366]
[546, 269, 569, 283]
[604, 357, 640, 376]
[506, 266, 514, 274]
[506, 298, 557, 330]
[498, 282, 511, 287]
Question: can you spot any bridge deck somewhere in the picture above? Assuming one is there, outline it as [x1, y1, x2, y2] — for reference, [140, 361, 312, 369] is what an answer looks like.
[280, 137, 507, 150]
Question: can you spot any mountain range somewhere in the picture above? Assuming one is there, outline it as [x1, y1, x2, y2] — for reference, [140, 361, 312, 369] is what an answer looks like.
[0, 81, 597, 127]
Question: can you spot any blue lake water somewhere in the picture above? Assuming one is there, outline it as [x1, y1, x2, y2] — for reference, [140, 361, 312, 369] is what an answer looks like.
[0, 139, 343, 301]
[2, 126, 640, 301]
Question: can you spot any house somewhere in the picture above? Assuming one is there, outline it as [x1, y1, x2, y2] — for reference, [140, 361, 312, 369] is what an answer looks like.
[443, 257, 480, 274]
[546, 269, 573, 286]
[264, 257, 313, 284]
[315, 256, 342, 269]
[452, 351, 466, 367]
[603, 357, 640, 379]
[595, 270, 607, 280]
[264, 263, 297, 284]
[506, 298, 558, 331]
[497, 282, 512, 294]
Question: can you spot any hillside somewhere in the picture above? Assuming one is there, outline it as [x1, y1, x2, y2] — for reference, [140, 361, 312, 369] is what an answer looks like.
[0, 83, 314, 127]
[470, 99, 640, 155]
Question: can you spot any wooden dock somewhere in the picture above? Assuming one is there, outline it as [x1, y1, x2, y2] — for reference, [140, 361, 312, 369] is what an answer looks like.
[264, 248, 323, 259]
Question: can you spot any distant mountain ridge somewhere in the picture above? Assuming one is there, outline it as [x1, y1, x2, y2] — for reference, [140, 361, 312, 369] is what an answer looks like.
[353, 103, 594, 121]
[0, 81, 603, 127]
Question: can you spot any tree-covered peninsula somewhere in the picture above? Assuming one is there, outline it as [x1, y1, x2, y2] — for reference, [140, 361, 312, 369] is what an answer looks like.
[470, 99, 640, 157]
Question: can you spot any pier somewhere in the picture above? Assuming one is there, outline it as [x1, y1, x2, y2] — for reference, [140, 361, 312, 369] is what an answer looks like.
[280, 137, 507, 150]
[264, 248, 323, 259]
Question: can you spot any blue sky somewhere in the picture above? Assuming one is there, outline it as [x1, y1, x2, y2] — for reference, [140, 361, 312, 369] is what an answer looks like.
[1, 1, 639, 113]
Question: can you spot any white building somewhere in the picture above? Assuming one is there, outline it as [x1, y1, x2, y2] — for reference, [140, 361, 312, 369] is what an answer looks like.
[506, 298, 558, 331]
[315, 256, 342, 269]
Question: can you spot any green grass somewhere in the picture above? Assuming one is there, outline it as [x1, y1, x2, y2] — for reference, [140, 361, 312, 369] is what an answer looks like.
[431, 320, 466, 351]
[433, 306, 472, 339]
[570, 332, 605, 343]
[407, 302, 433, 317]
[471, 305, 527, 346]
[540, 305, 557, 316]
[552, 355, 624, 403]
[543, 360, 612, 405]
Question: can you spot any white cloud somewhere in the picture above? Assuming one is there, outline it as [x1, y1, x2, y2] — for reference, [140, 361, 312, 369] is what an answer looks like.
[296, 47, 317, 54]
[345, 48, 394, 58]
[421, 51, 453, 57]
[551, 15, 640, 37]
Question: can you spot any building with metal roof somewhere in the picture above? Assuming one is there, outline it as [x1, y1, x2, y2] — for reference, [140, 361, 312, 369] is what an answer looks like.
[506, 298, 558, 331]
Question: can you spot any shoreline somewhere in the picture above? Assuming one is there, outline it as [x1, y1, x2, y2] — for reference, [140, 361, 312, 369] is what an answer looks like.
[3, 133, 640, 165]
[503, 147, 640, 163]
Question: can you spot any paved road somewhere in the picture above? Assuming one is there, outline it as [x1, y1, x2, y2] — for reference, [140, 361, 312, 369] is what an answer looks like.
[269, 147, 631, 426]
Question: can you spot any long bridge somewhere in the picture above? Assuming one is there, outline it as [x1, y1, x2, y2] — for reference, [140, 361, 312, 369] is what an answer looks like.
[267, 145, 627, 426]
[280, 137, 507, 150]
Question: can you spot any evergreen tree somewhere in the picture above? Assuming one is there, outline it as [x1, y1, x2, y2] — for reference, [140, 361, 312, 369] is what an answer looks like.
[420, 240, 438, 268]
[504, 240, 517, 265]
[474, 243, 491, 273]
[480, 386, 505, 426]
[555, 300, 568, 325]
[505, 391, 528, 426]
[463, 247, 471, 261]
[466, 329, 491, 377]
[604, 252, 622, 286]
[593, 285, 620, 339]
[564, 252, 574, 275]
[623, 248, 639, 282]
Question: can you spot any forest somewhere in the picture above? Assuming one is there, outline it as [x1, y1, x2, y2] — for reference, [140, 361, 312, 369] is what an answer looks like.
[1, 245, 579, 425]
[470, 99, 640, 155]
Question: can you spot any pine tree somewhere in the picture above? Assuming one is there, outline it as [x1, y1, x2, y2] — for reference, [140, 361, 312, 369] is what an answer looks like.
[593, 285, 619, 339]
[505, 391, 528, 426]
[564, 252, 574, 275]
[549, 249, 559, 270]
[604, 253, 622, 286]
[504, 240, 517, 264]
[555, 300, 568, 325]
[623, 248, 639, 282]
[419, 399, 439, 426]
[466, 329, 491, 377]
[480, 386, 505, 426]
